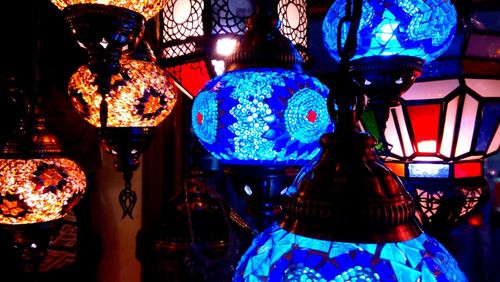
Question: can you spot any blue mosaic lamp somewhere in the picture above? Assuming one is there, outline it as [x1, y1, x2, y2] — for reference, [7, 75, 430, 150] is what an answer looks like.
[192, 69, 330, 166]
[234, 2, 465, 278]
[323, 0, 458, 117]
[236, 223, 466, 281]
[191, 0, 331, 227]
[323, 0, 457, 63]
[233, 74, 468, 282]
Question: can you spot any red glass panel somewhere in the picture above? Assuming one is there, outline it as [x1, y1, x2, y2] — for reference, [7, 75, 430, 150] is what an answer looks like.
[407, 104, 441, 154]
[167, 60, 211, 97]
[454, 162, 482, 178]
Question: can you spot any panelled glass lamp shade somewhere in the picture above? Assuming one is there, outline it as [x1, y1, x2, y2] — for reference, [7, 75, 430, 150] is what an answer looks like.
[0, 116, 86, 272]
[160, 0, 309, 98]
[191, 0, 330, 228]
[360, 19, 500, 235]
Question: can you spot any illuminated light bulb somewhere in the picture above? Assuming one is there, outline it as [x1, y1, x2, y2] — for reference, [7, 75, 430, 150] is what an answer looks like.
[51, 0, 168, 19]
[216, 37, 238, 57]
[68, 58, 177, 128]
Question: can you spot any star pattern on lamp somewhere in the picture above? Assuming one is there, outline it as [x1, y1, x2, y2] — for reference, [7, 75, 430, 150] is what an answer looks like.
[32, 162, 69, 195]
[235, 224, 467, 281]
[192, 69, 331, 165]
[0, 193, 29, 218]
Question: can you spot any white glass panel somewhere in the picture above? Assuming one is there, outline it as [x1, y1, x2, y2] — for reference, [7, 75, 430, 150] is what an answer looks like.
[455, 95, 478, 157]
[440, 96, 459, 157]
[403, 80, 459, 100]
[465, 79, 500, 98]
[395, 106, 414, 157]
[413, 156, 444, 161]
[385, 113, 403, 157]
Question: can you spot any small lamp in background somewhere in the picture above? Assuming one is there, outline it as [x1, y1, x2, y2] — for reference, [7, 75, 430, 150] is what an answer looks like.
[360, 6, 500, 235]
[191, 0, 331, 229]
[160, 0, 309, 98]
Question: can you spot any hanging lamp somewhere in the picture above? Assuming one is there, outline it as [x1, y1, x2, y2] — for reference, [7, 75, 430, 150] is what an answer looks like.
[137, 177, 253, 281]
[234, 1, 466, 280]
[191, 0, 331, 228]
[359, 1, 500, 236]
[67, 42, 177, 218]
[51, 0, 174, 218]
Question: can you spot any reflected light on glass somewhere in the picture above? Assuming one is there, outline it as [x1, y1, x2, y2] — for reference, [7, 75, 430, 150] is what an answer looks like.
[216, 37, 238, 57]
[234, 224, 466, 282]
[0, 159, 86, 224]
[68, 59, 177, 127]
[417, 140, 437, 153]
[211, 59, 225, 76]
[192, 68, 331, 165]
[323, 0, 457, 62]
[51, 0, 168, 19]
[408, 163, 449, 178]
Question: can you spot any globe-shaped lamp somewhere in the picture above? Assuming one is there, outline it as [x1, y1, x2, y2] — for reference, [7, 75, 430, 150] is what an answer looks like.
[69, 58, 177, 128]
[323, 0, 457, 63]
[51, 0, 167, 20]
[235, 223, 466, 281]
[68, 57, 177, 218]
[192, 68, 330, 166]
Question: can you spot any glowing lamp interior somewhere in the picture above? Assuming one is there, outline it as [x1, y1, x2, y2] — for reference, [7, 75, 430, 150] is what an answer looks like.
[323, 0, 457, 62]
[234, 224, 466, 281]
[68, 59, 177, 127]
[51, 0, 168, 19]
[192, 68, 331, 165]
[0, 158, 86, 224]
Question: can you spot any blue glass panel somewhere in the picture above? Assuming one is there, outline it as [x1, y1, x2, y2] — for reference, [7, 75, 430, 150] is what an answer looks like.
[408, 163, 449, 178]
[234, 224, 467, 282]
[323, 0, 457, 62]
[475, 103, 500, 151]
[192, 68, 332, 165]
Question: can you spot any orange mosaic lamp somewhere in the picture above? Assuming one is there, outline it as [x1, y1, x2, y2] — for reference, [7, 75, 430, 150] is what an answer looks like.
[68, 58, 177, 128]
[0, 115, 86, 272]
[68, 55, 177, 218]
[51, 0, 168, 20]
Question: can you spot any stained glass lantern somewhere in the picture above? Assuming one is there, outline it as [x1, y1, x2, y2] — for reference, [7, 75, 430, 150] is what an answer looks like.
[191, 0, 330, 228]
[0, 115, 86, 272]
[160, 0, 309, 98]
[68, 56, 177, 218]
[360, 11, 500, 236]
